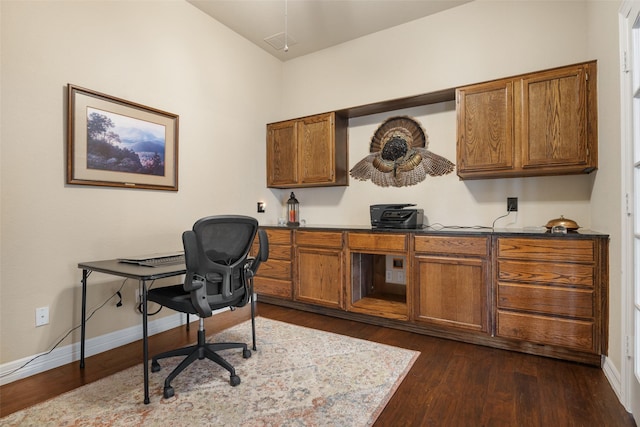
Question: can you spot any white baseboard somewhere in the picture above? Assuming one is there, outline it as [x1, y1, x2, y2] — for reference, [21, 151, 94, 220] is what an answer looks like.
[0, 295, 251, 387]
[0, 312, 188, 386]
[602, 355, 624, 404]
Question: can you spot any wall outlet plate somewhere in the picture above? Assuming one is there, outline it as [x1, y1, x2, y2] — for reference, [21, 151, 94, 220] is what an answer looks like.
[507, 197, 518, 212]
[35, 306, 49, 327]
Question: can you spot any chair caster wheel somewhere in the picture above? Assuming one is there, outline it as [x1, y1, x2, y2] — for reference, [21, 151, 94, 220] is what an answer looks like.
[230, 375, 241, 386]
[151, 361, 161, 372]
[243, 349, 251, 358]
[163, 386, 174, 398]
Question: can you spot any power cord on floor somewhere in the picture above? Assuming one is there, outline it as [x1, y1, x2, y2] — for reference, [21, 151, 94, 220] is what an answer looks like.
[0, 277, 128, 379]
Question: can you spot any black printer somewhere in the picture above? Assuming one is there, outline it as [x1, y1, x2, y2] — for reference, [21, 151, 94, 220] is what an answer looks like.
[370, 204, 425, 229]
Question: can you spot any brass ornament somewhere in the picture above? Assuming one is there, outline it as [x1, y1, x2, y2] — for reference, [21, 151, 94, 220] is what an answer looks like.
[350, 116, 454, 187]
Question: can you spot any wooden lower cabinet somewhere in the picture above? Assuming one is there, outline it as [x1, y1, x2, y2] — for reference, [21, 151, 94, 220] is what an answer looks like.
[414, 256, 487, 331]
[413, 235, 490, 332]
[253, 228, 293, 299]
[256, 227, 609, 365]
[494, 236, 608, 356]
[294, 230, 344, 309]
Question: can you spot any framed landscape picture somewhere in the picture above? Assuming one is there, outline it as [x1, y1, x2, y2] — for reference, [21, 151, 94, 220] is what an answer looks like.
[67, 84, 179, 191]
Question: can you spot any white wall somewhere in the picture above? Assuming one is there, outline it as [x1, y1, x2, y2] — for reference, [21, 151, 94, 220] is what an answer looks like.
[586, 0, 624, 383]
[0, 0, 282, 363]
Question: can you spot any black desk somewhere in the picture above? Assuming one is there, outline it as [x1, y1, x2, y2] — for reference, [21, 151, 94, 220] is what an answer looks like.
[78, 259, 186, 404]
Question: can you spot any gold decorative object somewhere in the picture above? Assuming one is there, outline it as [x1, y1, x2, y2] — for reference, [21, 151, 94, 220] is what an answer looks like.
[545, 215, 580, 230]
[350, 116, 454, 187]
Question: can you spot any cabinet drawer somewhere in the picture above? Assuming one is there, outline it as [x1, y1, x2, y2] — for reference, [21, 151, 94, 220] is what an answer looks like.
[498, 260, 594, 287]
[254, 277, 292, 299]
[296, 230, 343, 248]
[258, 259, 291, 281]
[264, 228, 293, 245]
[497, 283, 594, 318]
[348, 232, 407, 252]
[268, 245, 292, 261]
[497, 238, 594, 262]
[414, 235, 488, 257]
[497, 310, 594, 352]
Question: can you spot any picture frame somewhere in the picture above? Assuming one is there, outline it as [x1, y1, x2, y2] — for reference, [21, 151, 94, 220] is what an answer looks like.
[67, 84, 179, 191]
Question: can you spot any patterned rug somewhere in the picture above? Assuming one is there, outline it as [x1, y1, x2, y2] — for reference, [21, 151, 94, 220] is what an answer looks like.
[2, 317, 419, 426]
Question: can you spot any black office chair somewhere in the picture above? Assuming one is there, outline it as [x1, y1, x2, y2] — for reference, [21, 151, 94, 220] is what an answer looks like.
[148, 215, 268, 399]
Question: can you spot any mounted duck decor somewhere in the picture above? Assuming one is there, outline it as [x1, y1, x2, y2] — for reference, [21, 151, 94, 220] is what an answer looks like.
[350, 116, 454, 187]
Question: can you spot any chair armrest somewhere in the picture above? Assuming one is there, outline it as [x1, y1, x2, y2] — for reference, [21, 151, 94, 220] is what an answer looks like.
[248, 229, 269, 276]
[184, 275, 204, 292]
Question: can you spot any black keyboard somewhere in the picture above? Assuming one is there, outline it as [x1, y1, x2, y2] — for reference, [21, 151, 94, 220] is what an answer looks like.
[119, 254, 185, 267]
[138, 255, 185, 267]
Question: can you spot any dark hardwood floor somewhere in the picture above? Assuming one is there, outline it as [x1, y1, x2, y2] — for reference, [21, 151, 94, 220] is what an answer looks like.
[1, 302, 636, 426]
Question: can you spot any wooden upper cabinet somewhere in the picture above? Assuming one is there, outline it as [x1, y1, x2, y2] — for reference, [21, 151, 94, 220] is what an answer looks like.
[519, 64, 595, 170]
[299, 114, 336, 185]
[266, 112, 348, 188]
[266, 120, 298, 187]
[456, 61, 597, 179]
[456, 80, 514, 174]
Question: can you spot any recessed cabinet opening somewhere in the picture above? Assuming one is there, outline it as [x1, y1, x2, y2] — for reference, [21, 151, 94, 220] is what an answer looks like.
[350, 253, 408, 319]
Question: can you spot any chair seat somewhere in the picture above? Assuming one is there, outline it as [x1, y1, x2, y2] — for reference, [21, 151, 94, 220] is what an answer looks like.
[147, 285, 199, 314]
[148, 282, 247, 314]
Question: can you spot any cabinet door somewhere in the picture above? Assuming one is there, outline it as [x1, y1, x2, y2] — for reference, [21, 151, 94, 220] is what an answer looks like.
[519, 63, 594, 171]
[267, 120, 298, 187]
[295, 246, 343, 308]
[298, 113, 335, 184]
[456, 79, 514, 178]
[414, 255, 488, 332]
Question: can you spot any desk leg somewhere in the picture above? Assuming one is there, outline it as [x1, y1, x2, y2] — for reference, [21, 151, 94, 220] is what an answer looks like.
[250, 286, 257, 351]
[142, 279, 150, 404]
[80, 269, 88, 368]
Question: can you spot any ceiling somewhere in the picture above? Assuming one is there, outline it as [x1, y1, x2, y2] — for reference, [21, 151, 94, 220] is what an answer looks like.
[188, 0, 472, 61]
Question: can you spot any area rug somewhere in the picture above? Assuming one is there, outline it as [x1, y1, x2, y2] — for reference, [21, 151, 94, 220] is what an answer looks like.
[2, 317, 419, 426]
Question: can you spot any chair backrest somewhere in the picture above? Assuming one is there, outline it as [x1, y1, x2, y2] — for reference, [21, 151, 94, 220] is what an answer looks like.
[182, 215, 259, 317]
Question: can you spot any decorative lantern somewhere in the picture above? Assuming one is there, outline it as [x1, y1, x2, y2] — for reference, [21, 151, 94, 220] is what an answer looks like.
[287, 192, 299, 226]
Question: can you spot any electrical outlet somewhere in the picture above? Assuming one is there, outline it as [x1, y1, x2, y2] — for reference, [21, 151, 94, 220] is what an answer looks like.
[35, 306, 49, 327]
[507, 197, 518, 212]
[385, 270, 393, 282]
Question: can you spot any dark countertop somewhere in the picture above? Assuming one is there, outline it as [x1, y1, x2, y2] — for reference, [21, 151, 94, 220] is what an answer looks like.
[260, 224, 608, 238]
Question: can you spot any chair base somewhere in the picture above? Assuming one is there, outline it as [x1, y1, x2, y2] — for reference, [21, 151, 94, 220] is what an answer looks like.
[151, 321, 251, 399]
